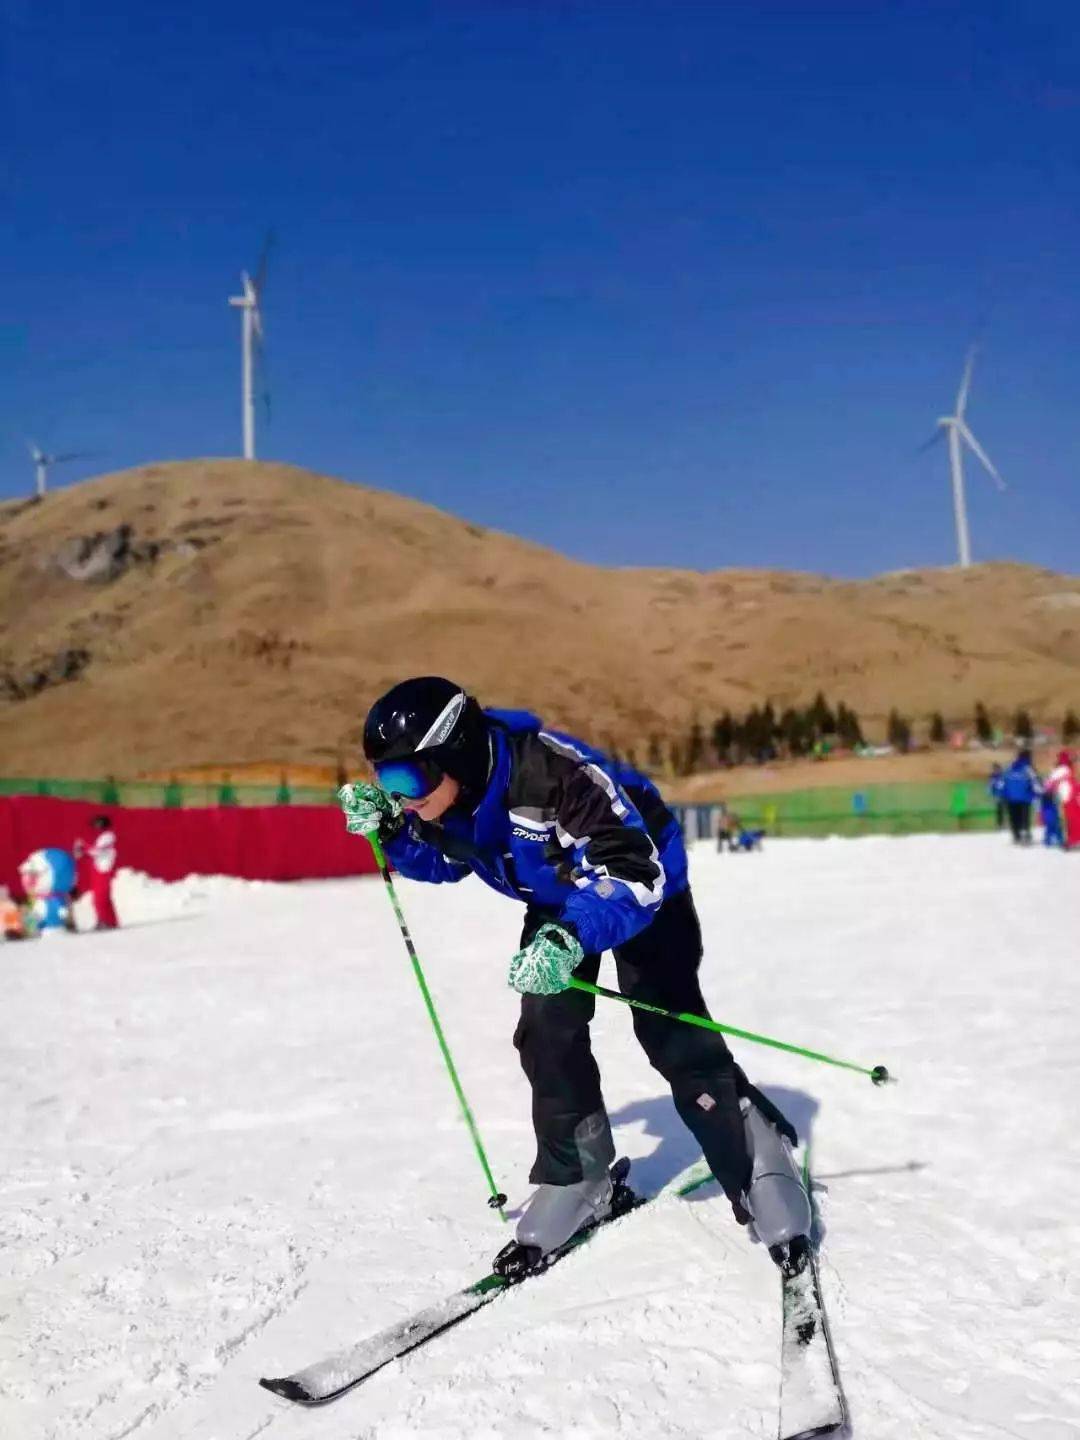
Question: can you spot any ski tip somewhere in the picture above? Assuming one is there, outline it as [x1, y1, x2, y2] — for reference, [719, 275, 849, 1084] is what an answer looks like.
[259, 1375, 316, 1404]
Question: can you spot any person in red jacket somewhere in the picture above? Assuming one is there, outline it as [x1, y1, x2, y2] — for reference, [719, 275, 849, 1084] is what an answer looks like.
[1044, 751, 1080, 851]
[75, 815, 120, 929]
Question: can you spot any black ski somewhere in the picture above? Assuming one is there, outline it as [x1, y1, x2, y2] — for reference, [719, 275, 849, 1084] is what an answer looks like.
[776, 1169, 847, 1439]
[259, 1157, 681, 1407]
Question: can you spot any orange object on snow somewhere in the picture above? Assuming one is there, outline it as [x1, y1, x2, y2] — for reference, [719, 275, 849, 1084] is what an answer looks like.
[1, 891, 27, 939]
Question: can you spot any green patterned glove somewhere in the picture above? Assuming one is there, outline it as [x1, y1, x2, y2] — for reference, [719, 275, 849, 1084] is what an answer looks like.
[338, 782, 403, 839]
[507, 923, 584, 995]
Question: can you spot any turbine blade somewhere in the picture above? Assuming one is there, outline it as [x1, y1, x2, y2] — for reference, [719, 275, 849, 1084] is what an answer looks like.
[957, 421, 1005, 490]
[253, 229, 275, 296]
[52, 451, 98, 463]
[916, 427, 946, 455]
[956, 346, 976, 416]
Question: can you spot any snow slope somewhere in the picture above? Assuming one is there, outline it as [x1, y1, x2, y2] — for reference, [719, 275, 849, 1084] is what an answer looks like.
[3, 836, 1079, 1440]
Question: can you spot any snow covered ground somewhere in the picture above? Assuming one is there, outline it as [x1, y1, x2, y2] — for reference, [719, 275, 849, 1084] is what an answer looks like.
[3, 835, 1079, 1440]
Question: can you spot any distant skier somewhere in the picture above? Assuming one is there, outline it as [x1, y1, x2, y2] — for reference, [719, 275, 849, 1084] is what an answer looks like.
[988, 764, 1006, 830]
[1038, 789, 1064, 848]
[339, 677, 808, 1275]
[1000, 750, 1039, 845]
[719, 808, 764, 852]
[1043, 750, 1080, 851]
[75, 815, 119, 929]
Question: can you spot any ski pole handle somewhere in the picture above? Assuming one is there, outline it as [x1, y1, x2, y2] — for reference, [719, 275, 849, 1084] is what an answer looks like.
[568, 979, 894, 1086]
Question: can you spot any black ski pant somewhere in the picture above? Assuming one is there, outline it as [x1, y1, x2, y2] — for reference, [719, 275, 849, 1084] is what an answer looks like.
[513, 887, 788, 1204]
[1006, 800, 1031, 843]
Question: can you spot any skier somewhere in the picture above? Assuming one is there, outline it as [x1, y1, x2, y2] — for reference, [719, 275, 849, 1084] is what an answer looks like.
[988, 764, 1006, 830]
[339, 677, 808, 1274]
[1043, 750, 1080, 851]
[1000, 750, 1039, 845]
[75, 815, 119, 929]
[1038, 788, 1064, 848]
[732, 823, 765, 853]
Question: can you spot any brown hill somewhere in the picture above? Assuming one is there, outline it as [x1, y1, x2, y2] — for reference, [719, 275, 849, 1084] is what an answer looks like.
[1, 459, 1078, 780]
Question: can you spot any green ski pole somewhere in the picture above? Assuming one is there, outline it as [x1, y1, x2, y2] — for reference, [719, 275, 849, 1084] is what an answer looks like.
[568, 979, 894, 1086]
[368, 834, 508, 1220]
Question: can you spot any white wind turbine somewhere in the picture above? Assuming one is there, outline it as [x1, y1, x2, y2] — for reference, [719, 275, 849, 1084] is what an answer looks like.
[228, 236, 272, 460]
[27, 441, 97, 498]
[923, 347, 1005, 568]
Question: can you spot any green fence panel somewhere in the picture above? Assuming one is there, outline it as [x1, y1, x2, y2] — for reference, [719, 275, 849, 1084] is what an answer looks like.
[676, 777, 998, 838]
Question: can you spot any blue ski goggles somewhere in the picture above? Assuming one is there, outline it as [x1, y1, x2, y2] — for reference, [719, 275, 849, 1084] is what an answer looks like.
[375, 755, 445, 801]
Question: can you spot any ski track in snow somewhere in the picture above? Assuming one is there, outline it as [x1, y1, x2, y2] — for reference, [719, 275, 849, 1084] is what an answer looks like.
[2, 837, 1079, 1439]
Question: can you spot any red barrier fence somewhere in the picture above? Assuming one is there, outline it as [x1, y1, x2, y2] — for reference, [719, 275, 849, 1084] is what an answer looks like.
[0, 796, 378, 895]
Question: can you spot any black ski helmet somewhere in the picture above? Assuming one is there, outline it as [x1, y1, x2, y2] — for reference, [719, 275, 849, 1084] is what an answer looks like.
[363, 676, 492, 797]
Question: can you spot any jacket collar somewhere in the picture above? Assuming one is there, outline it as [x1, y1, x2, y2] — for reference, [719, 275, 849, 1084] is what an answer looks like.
[434, 729, 510, 853]
[471, 726, 512, 849]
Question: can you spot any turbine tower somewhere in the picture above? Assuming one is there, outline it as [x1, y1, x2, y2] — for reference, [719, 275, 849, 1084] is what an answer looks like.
[27, 441, 96, 498]
[925, 348, 1005, 568]
[228, 236, 272, 460]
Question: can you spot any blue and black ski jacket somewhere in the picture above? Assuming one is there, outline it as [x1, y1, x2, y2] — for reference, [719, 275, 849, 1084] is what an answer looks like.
[382, 709, 687, 954]
[1001, 757, 1040, 804]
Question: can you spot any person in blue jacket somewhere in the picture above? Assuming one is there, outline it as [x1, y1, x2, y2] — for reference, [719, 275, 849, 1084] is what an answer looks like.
[339, 677, 804, 1275]
[988, 764, 1006, 830]
[1000, 749, 1040, 844]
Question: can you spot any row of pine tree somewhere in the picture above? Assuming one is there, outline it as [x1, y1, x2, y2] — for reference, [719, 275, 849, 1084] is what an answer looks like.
[612, 696, 1080, 777]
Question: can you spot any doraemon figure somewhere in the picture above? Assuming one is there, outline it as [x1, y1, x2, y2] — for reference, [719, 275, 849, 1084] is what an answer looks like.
[18, 848, 76, 931]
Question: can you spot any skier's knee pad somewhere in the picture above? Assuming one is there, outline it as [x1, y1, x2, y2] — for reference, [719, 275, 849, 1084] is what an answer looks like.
[741, 1100, 811, 1247]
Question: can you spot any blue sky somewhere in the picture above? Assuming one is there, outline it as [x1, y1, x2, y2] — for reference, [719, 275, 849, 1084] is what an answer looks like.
[2, 1, 1078, 575]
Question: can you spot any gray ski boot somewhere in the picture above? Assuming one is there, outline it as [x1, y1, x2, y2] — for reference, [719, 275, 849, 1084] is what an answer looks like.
[518, 1171, 613, 1250]
[739, 1099, 812, 1267]
[493, 1158, 634, 1282]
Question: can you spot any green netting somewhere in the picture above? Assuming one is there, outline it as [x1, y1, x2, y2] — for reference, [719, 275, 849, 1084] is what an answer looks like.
[675, 779, 995, 838]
